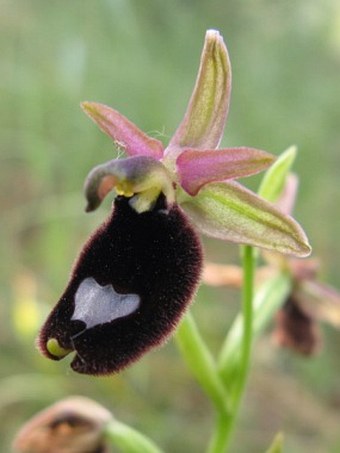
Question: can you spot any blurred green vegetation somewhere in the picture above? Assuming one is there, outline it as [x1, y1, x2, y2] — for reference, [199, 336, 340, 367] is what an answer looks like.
[1, 1, 340, 452]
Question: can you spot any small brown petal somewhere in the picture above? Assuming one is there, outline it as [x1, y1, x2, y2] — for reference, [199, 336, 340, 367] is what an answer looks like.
[273, 296, 322, 356]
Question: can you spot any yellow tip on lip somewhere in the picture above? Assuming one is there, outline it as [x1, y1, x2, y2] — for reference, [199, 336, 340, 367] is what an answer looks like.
[46, 338, 72, 358]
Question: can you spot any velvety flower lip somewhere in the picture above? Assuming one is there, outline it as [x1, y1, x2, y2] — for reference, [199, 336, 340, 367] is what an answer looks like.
[273, 295, 322, 356]
[38, 195, 203, 375]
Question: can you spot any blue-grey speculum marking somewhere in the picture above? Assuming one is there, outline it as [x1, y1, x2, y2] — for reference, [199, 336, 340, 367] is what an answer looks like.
[72, 277, 140, 329]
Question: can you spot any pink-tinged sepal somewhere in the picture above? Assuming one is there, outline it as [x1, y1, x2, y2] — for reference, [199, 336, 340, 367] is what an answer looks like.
[81, 102, 164, 159]
[181, 181, 311, 257]
[165, 30, 231, 161]
[176, 147, 274, 195]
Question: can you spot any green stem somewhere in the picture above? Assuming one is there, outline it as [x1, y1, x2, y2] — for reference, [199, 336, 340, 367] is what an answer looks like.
[218, 272, 292, 385]
[230, 245, 254, 406]
[228, 246, 255, 433]
[207, 411, 233, 453]
[176, 311, 230, 415]
[208, 245, 255, 453]
[104, 420, 164, 453]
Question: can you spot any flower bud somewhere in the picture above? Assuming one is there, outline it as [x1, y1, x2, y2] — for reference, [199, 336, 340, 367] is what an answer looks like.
[13, 396, 112, 453]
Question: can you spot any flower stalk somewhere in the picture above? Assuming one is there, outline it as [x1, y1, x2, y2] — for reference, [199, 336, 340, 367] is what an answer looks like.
[206, 246, 255, 453]
[231, 246, 255, 406]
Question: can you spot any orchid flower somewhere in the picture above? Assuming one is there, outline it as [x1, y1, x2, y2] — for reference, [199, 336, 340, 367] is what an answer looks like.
[13, 397, 112, 453]
[37, 30, 311, 375]
[269, 175, 340, 355]
[204, 170, 339, 357]
[13, 397, 161, 453]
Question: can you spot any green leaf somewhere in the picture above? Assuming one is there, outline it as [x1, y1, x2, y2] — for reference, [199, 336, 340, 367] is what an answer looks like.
[181, 181, 311, 257]
[218, 273, 292, 385]
[175, 312, 230, 415]
[105, 420, 164, 453]
[258, 146, 297, 203]
[264, 432, 284, 453]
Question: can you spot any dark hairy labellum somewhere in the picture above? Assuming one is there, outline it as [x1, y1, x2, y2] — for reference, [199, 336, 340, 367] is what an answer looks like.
[273, 296, 321, 356]
[37, 195, 203, 375]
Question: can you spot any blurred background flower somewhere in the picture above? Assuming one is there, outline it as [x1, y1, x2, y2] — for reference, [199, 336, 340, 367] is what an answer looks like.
[1, 1, 340, 452]
[13, 396, 112, 453]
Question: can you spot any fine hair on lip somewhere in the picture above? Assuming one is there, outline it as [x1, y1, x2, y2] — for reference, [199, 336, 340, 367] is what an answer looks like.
[38, 194, 203, 375]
